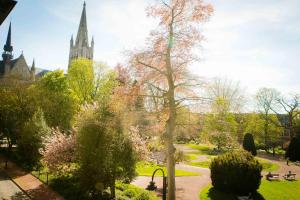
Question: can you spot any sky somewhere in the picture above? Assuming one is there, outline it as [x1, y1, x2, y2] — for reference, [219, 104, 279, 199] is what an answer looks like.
[0, 0, 299, 96]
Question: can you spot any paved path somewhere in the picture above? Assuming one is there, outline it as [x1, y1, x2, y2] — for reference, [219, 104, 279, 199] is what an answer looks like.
[0, 156, 64, 200]
[132, 156, 212, 200]
[0, 171, 30, 200]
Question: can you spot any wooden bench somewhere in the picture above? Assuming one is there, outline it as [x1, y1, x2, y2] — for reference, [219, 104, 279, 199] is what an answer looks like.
[283, 173, 296, 181]
[266, 173, 279, 181]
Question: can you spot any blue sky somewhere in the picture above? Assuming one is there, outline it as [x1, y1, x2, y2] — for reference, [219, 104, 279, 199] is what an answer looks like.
[0, 0, 299, 95]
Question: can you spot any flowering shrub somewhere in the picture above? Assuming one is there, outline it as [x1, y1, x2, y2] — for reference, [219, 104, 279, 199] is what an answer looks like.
[41, 128, 77, 174]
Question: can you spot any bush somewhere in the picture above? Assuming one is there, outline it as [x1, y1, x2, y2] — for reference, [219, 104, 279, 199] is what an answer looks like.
[210, 151, 262, 195]
[243, 133, 257, 156]
[285, 137, 300, 161]
[17, 109, 51, 170]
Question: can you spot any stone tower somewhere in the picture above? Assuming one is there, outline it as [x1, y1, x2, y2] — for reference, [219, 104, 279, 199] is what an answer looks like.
[68, 2, 94, 68]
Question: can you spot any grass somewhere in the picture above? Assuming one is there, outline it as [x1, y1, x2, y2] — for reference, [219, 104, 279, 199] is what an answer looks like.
[199, 180, 300, 200]
[256, 158, 280, 172]
[136, 162, 200, 176]
[186, 153, 199, 161]
[187, 144, 217, 155]
[190, 160, 211, 168]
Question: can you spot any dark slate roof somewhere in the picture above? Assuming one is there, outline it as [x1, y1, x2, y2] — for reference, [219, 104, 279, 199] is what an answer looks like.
[35, 68, 51, 78]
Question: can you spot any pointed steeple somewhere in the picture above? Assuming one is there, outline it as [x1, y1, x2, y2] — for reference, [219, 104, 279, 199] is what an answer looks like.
[31, 59, 35, 71]
[91, 36, 94, 47]
[2, 22, 13, 61]
[76, 1, 89, 47]
[68, 2, 94, 68]
[70, 35, 74, 47]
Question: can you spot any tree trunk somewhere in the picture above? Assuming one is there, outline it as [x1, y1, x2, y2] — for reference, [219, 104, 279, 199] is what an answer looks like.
[110, 180, 116, 199]
[165, 17, 176, 200]
[264, 114, 269, 153]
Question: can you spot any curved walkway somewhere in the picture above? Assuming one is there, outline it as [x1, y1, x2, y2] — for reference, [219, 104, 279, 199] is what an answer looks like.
[0, 171, 30, 200]
[0, 155, 64, 200]
[132, 145, 212, 200]
[133, 145, 300, 200]
[132, 164, 210, 200]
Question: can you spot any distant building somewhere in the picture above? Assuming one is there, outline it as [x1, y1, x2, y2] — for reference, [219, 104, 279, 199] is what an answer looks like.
[0, 22, 35, 81]
[68, 2, 94, 68]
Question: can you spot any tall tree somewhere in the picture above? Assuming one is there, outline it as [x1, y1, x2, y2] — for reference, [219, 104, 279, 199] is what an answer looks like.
[68, 58, 95, 104]
[256, 88, 280, 152]
[206, 78, 245, 112]
[202, 97, 238, 150]
[272, 94, 300, 138]
[130, 1, 213, 199]
[34, 70, 77, 130]
[0, 79, 36, 149]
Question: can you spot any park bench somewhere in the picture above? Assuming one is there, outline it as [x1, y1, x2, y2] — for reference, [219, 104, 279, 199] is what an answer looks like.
[266, 173, 279, 181]
[283, 172, 296, 181]
[295, 161, 300, 166]
[237, 193, 253, 200]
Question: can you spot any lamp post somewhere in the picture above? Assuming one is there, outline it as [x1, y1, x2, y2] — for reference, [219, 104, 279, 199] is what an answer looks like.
[146, 168, 167, 200]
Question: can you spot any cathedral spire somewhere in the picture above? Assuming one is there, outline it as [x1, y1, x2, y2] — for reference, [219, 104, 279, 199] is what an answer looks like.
[2, 22, 13, 61]
[68, 2, 94, 68]
[76, 1, 88, 47]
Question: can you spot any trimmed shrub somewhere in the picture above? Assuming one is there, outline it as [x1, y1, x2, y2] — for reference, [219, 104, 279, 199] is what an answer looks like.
[285, 137, 300, 161]
[210, 151, 262, 195]
[243, 133, 257, 156]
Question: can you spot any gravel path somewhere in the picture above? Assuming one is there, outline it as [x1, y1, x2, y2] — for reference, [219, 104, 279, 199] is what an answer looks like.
[0, 171, 30, 200]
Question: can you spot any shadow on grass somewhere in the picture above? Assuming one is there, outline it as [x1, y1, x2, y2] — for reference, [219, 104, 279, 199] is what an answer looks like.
[207, 188, 265, 200]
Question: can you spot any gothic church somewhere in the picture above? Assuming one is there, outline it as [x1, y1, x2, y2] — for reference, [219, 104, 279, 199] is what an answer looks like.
[0, 22, 35, 81]
[69, 2, 94, 67]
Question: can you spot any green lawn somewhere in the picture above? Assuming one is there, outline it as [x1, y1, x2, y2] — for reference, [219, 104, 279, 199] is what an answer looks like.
[190, 160, 211, 168]
[187, 144, 217, 155]
[136, 162, 200, 176]
[256, 158, 280, 172]
[200, 181, 300, 200]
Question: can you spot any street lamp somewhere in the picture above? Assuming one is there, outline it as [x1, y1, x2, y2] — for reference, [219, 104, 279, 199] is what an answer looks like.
[146, 168, 167, 200]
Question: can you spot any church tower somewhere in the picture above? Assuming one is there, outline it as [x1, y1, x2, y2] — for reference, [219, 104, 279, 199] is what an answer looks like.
[68, 2, 94, 68]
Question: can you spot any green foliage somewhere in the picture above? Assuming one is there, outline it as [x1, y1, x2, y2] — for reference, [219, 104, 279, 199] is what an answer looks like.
[76, 104, 137, 198]
[174, 149, 186, 163]
[285, 137, 300, 161]
[210, 151, 262, 195]
[68, 58, 95, 104]
[200, 181, 300, 200]
[34, 70, 77, 130]
[243, 133, 257, 156]
[0, 80, 36, 147]
[116, 182, 159, 200]
[202, 98, 238, 150]
[17, 109, 51, 169]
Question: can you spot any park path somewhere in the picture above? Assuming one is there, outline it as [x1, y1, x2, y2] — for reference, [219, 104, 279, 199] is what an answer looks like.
[257, 153, 300, 179]
[132, 165, 210, 200]
[0, 171, 30, 200]
[133, 144, 212, 200]
[133, 145, 300, 200]
[0, 155, 64, 200]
